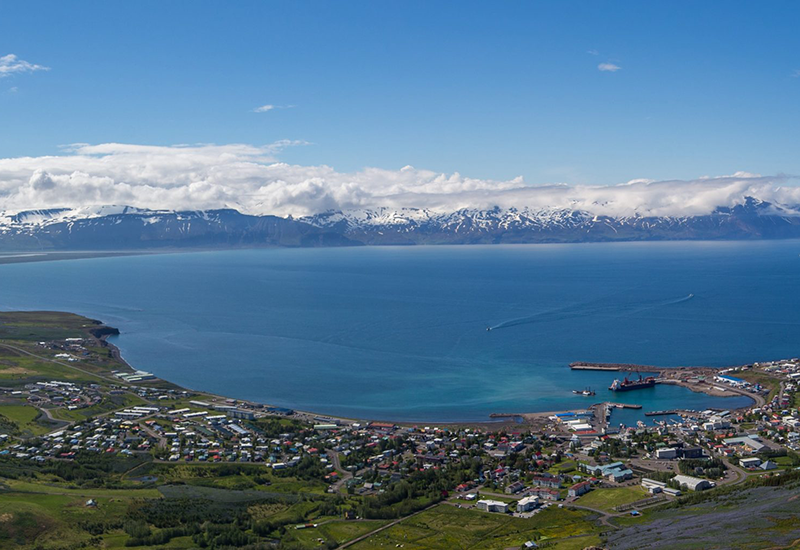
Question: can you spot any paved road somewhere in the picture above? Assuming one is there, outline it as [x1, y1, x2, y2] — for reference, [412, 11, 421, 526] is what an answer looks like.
[328, 450, 354, 493]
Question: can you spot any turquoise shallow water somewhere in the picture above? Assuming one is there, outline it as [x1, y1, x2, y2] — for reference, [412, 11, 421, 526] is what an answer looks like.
[2, 240, 797, 422]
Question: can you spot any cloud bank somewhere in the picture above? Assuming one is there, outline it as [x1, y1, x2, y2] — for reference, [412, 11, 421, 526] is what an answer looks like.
[0, 54, 49, 78]
[0, 143, 798, 218]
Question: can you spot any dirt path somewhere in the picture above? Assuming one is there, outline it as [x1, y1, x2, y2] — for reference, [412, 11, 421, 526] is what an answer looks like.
[336, 503, 439, 549]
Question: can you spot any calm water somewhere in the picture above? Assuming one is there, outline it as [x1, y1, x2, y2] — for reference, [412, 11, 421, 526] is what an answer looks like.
[2, 241, 798, 422]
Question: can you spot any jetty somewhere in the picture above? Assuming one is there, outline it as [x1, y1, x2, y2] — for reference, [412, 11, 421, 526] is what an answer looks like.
[644, 409, 702, 417]
[570, 362, 662, 372]
[644, 410, 678, 417]
[606, 402, 642, 409]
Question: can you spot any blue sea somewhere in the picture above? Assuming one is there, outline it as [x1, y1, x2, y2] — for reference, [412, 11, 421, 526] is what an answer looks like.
[2, 240, 799, 423]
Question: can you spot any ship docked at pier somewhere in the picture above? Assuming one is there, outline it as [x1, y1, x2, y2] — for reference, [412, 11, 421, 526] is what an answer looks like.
[609, 373, 656, 392]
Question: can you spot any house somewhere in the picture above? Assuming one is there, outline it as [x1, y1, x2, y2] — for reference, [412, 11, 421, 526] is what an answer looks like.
[672, 474, 712, 491]
[531, 474, 561, 489]
[529, 487, 560, 500]
[517, 495, 539, 512]
[476, 499, 509, 513]
[505, 481, 525, 494]
[568, 481, 591, 497]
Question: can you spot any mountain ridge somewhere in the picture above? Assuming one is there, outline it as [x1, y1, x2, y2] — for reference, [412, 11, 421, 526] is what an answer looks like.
[1, 197, 800, 250]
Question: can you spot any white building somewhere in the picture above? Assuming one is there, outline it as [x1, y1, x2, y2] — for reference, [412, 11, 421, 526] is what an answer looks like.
[739, 457, 762, 469]
[655, 448, 678, 460]
[517, 495, 539, 512]
[672, 475, 712, 491]
[476, 499, 509, 513]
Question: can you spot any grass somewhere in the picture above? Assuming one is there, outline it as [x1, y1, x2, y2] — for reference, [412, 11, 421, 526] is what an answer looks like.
[0, 491, 139, 549]
[286, 519, 390, 547]
[4, 479, 162, 499]
[547, 460, 577, 475]
[348, 503, 601, 550]
[0, 312, 94, 342]
[574, 485, 649, 512]
[151, 462, 328, 494]
[0, 405, 51, 436]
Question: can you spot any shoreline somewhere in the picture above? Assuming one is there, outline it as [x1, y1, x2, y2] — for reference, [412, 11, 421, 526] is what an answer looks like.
[99, 328, 761, 430]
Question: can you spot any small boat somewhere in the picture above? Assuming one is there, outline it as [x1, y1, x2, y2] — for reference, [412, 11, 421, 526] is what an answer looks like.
[572, 387, 595, 396]
[486, 327, 492, 332]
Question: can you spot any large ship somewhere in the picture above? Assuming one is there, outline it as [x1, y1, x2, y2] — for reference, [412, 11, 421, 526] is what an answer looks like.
[609, 373, 656, 392]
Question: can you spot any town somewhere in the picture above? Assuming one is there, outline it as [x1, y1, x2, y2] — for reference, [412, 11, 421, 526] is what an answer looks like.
[2, 312, 800, 549]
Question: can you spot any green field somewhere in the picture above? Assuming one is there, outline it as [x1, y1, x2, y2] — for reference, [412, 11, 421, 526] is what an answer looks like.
[150, 462, 329, 494]
[0, 312, 94, 342]
[349, 503, 602, 550]
[285, 519, 390, 547]
[574, 485, 649, 512]
[0, 405, 52, 437]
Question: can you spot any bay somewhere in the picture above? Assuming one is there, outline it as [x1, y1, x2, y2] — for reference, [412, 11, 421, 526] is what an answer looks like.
[2, 240, 797, 422]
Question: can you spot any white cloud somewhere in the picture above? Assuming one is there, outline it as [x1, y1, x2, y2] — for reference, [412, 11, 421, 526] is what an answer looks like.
[253, 104, 293, 113]
[0, 143, 797, 218]
[598, 62, 621, 72]
[587, 49, 600, 56]
[7, 86, 18, 93]
[0, 54, 49, 78]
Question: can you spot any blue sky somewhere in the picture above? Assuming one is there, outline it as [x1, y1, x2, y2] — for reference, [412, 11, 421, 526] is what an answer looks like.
[1, 1, 799, 188]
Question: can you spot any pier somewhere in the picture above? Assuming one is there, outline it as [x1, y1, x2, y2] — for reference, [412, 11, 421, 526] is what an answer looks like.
[644, 409, 702, 417]
[644, 410, 678, 417]
[606, 402, 642, 409]
[570, 362, 663, 372]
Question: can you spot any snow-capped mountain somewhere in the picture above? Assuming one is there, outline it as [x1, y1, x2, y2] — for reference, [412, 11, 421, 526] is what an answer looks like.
[0, 207, 355, 250]
[299, 198, 800, 245]
[0, 197, 799, 250]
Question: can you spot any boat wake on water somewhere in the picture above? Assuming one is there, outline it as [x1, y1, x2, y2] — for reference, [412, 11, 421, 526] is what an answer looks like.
[486, 293, 695, 332]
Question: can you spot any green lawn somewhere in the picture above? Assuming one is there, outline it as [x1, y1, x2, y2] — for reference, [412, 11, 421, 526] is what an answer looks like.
[349, 503, 601, 550]
[0, 404, 51, 436]
[5, 479, 162, 499]
[286, 520, 390, 548]
[574, 485, 649, 512]
[547, 460, 577, 475]
[0, 491, 139, 549]
[0, 311, 92, 341]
